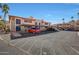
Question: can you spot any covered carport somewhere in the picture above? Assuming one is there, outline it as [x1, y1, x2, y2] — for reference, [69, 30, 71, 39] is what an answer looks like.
[19, 23, 35, 32]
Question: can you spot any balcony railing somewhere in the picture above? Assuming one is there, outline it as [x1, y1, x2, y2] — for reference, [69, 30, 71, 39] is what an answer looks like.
[21, 22, 35, 26]
[40, 24, 50, 27]
[21, 22, 50, 27]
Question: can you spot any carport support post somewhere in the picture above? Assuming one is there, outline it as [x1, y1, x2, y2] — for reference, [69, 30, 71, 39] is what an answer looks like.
[39, 23, 40, 29]
[35, 22, 37, 34]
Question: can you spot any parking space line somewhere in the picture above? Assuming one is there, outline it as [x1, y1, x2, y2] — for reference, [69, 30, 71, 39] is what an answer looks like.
[70, 46, 79, 54]
[9, 42, 31, 55]
[40, 40, 43, 55]
[0, 36, 3, 40]
[13, 39, 25, 45]
[77, 32, 79, 36]
[27, 39, 38, 52]
[20, 39, 31, 48]
[17, 47, 31, 55]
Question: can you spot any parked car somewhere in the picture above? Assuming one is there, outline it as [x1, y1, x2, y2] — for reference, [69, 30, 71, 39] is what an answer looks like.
[28, 28, 40, 33]
[46, 28, 53, 31]
[46, 27, 59, 32]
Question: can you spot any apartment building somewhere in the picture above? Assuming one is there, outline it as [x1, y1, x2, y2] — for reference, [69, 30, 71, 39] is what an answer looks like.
[9, 15, 51, 32]
[70, 20, 79, 31]
[55, 20, 79, 31]
[76, 20, 79, 29]
[56, 23, 71, 30]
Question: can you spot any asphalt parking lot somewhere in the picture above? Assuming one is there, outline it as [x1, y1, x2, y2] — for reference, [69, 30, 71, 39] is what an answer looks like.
[0, 34, 28, 55]
[10, 31, 79, 55]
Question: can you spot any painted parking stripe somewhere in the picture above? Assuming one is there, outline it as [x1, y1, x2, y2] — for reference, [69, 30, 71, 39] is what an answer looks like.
[0, 37, 3, 40]
[13, 38, 25, 45]
[77, 32, 79, 36]
[70, 46, 79, 54]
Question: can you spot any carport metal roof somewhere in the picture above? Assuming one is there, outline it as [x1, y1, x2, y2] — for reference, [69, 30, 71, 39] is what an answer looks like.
[20, 24, 49, 27]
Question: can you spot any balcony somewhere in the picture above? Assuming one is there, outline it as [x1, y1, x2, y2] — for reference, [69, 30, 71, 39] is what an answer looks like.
[40, 24, 50, 27]
[20, 22, 35, 26]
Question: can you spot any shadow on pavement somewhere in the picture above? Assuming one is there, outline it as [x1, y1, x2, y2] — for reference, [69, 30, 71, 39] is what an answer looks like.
[11, 31, 59, 40]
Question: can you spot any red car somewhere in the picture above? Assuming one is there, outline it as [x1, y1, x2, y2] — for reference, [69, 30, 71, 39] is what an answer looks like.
[28, 28, 40, 33]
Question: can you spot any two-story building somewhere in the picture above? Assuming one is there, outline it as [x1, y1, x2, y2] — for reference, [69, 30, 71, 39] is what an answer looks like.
[55, 20, 79, 31]
[9, 15, 51, 32]
[70, 20, 79, 31]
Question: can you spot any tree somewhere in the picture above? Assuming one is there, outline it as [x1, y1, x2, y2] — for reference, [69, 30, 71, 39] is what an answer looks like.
[70, 16, 74, 23]
[62, 18, 65, 24]
[2, 4, 9, 23]
[1, 4, 9, 33]
[71, 16, 74, 20]
[77, 12, 79, 20]
[0, 3, 2, 9]
[69, 20, 75, 23]
[0, 20, 5, 29]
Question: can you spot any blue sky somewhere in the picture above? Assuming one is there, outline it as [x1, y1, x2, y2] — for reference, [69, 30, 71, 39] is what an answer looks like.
[0, 3, 79, 24]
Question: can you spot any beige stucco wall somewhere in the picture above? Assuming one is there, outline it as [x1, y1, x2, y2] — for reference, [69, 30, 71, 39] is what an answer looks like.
[9, 16, 51, 32]
[10, 17, 16, 32]
[21, 26, 26, 32]
[10, 16, 26, 32]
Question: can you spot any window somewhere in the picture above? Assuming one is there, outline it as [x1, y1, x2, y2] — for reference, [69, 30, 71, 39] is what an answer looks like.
[16, 19, 21, 24]
[16, 26, 21, 31]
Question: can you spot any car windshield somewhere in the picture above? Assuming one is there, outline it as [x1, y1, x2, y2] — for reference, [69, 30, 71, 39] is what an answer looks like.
[32, 28, 36, 29]
[31, 28, 39, 29]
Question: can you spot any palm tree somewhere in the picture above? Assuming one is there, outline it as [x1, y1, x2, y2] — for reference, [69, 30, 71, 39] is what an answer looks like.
[70, 20, 75, 23]
[0, 4, 2, 20]
[62, 18, 65, 24]
[2, 4, 9, 33]
[70, 16, 74, 23]
[77, 12, 79, 20]
[62, 18, 65, 30]
[2, 4, 9, 23]
[0, 3, 2, 9]
[71, 16, 74, 20]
